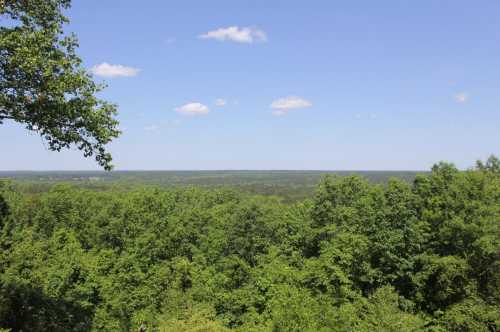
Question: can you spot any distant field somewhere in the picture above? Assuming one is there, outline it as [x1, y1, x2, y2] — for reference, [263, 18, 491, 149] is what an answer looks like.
[0, 170, 425, 202]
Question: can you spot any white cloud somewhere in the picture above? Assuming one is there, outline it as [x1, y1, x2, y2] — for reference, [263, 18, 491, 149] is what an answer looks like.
[270, 96, 312, 116]
[215, 98, 227, 107]
[90, 63, 140, 78]
[198, 26, 267, 43]
[175, 102, 210, 116]
[165, 37, 176, 44]
[454, 92, 469, 103]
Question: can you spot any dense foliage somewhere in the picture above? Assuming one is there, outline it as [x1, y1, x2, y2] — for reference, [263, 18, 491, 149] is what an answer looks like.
[0, 0, 119, 170]
[0, 157, 499, 331]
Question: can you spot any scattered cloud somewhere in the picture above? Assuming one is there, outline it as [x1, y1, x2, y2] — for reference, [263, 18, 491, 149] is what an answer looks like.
[90, 63, 140, 78]
[215, 98, 227, 107]
[144, 125, 158, 131]
[175, 102, 210, 116]
[270, 96, 312, 115]
[199, 26, 267, 43]
[454, 92, 469, 103]
[271, 96, 312, 110]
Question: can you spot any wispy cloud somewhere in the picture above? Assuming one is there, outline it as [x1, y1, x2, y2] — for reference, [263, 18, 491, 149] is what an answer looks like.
[144, 125, 158, 131]
[270, 96, 312, 116]
[175, 102, 210, 116]
[165, 37, 176, 44]
[90, 63, 140, 78]
[199, 26, 267, 43]
[354, 113, 377, 120]
[272, 110, 287, 116]
[215, 98, 227, 107]
[454, 92, 469, 103]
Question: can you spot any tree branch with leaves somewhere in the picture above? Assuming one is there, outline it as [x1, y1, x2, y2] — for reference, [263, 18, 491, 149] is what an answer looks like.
[0, 0, 120, 170]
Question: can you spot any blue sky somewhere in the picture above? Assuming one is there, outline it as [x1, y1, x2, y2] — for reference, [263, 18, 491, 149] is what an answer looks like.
[1, 0, 499, 170]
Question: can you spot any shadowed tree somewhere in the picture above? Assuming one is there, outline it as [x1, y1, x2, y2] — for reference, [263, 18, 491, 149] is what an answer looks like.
[0, 192, 7, 227]
[0, 0, 120, 170]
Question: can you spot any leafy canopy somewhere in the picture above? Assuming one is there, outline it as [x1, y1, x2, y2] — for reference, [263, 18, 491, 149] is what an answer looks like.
[0, 157, 499, 331]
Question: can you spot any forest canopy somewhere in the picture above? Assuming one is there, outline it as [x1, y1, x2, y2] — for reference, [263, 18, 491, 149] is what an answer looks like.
[0, 156, 499, 331]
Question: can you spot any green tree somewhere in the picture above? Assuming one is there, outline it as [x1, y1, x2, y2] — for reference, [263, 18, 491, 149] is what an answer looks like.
[476, 155, 500, 174]
[0, 0, 119, 170]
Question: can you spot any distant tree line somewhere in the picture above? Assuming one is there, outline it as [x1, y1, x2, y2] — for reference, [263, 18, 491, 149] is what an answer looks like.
[0, 170, 423, 204]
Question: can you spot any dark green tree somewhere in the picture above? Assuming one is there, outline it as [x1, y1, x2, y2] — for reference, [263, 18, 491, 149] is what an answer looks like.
[0, 193, 7, 230]
[0, 0, 120, 170]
